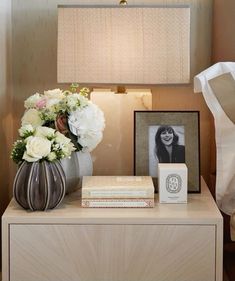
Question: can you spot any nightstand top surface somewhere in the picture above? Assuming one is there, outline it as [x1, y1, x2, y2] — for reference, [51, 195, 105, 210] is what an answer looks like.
[2, 177, 222, 225]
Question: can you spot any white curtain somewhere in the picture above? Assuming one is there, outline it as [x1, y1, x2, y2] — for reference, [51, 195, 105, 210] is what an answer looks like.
[194, 62, 235, 215]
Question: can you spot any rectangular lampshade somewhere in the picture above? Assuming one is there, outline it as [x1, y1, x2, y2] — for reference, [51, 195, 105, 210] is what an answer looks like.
[57, 6, 190, 84]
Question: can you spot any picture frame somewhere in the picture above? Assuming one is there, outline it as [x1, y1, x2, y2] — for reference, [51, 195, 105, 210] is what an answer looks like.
[134, 111, 200, 193]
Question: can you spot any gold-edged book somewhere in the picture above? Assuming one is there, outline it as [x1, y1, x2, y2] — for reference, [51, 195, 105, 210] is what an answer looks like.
[82, 176, 154, 199]
[82, 198, 154, 208]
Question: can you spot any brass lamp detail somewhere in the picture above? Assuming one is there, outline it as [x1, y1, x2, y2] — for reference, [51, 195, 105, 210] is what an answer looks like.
[119, 0, 128, 5]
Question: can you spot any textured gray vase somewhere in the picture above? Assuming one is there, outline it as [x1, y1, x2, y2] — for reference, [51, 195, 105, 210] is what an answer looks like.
[60, 151, 93, 194]
[13, 161, 66, 211]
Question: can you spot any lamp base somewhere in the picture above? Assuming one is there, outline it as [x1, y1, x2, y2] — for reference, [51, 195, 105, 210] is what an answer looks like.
[116, 85, 126, 94]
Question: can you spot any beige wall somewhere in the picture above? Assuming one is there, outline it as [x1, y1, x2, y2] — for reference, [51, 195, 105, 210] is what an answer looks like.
[0, 1, 13, 213]
[11, 0, 214, 188]
[0, 0, 13, 268]
[212, 0, 235, 63]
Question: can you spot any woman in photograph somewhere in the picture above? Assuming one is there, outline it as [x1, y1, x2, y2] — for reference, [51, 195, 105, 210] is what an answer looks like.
[155, 126, 185, 163]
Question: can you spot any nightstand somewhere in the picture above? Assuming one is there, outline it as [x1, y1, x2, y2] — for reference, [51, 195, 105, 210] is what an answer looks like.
[2, 177, 223, 281]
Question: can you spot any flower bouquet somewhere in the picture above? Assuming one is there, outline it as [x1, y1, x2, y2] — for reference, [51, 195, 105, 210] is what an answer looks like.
[13, 84, 105, 195]
[11, 126, 76, 211]
[21, 84, 105, 152]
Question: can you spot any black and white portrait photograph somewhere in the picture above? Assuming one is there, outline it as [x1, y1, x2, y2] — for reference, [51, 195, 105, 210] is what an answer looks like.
[149, 125, 185, 177]
[134, 111, 200, 192]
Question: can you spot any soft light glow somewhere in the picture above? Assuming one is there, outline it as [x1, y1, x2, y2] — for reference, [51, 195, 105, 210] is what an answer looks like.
[90, 90, 152, 175]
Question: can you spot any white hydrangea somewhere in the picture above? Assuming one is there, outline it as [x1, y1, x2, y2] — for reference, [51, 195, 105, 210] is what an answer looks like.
[21, 109, 44, 128]
[24, 93, 42, 109]
[68, 103, 105, 151]
[77, 131, 103, 152]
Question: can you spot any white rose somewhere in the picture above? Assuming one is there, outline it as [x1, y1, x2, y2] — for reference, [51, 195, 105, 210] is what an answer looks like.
[23, 136, 51, 162]
[44, 88, 64, 99]
[35, 126, 55, 139]
[24, 93, 42, 109]
[18, 124, 34, 137]
[54, 131, 70, 145]
[44, 89, 65, 108]
[23, 152, 40, 162]
[68, 103, 105, 151]
[21, 109, 44, 127]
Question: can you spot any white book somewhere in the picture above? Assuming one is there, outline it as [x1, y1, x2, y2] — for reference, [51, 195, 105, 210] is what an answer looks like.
[82, 198, 154, 208]
[82, 176, 154, 199]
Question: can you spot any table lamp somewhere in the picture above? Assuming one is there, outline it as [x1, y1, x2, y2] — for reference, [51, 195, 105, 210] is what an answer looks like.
[57, 4, 190, 175]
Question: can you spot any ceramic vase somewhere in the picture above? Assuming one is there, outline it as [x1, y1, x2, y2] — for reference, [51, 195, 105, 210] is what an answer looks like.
[13, 161, 66, 211]
[60, 151, 93, 194]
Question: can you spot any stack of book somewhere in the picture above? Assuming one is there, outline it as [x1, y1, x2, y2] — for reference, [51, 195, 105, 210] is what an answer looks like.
[81, 176, 154, 208]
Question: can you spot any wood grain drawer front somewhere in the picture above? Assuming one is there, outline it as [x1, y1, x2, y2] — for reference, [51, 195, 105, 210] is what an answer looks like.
[10, 224, 215, 281]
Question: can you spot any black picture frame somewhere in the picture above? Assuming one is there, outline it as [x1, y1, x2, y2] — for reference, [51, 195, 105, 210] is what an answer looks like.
[134, 111, 201, 193]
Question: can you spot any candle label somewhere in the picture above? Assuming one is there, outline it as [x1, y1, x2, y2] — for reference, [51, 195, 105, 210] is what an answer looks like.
[166, 174, 182, 193]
